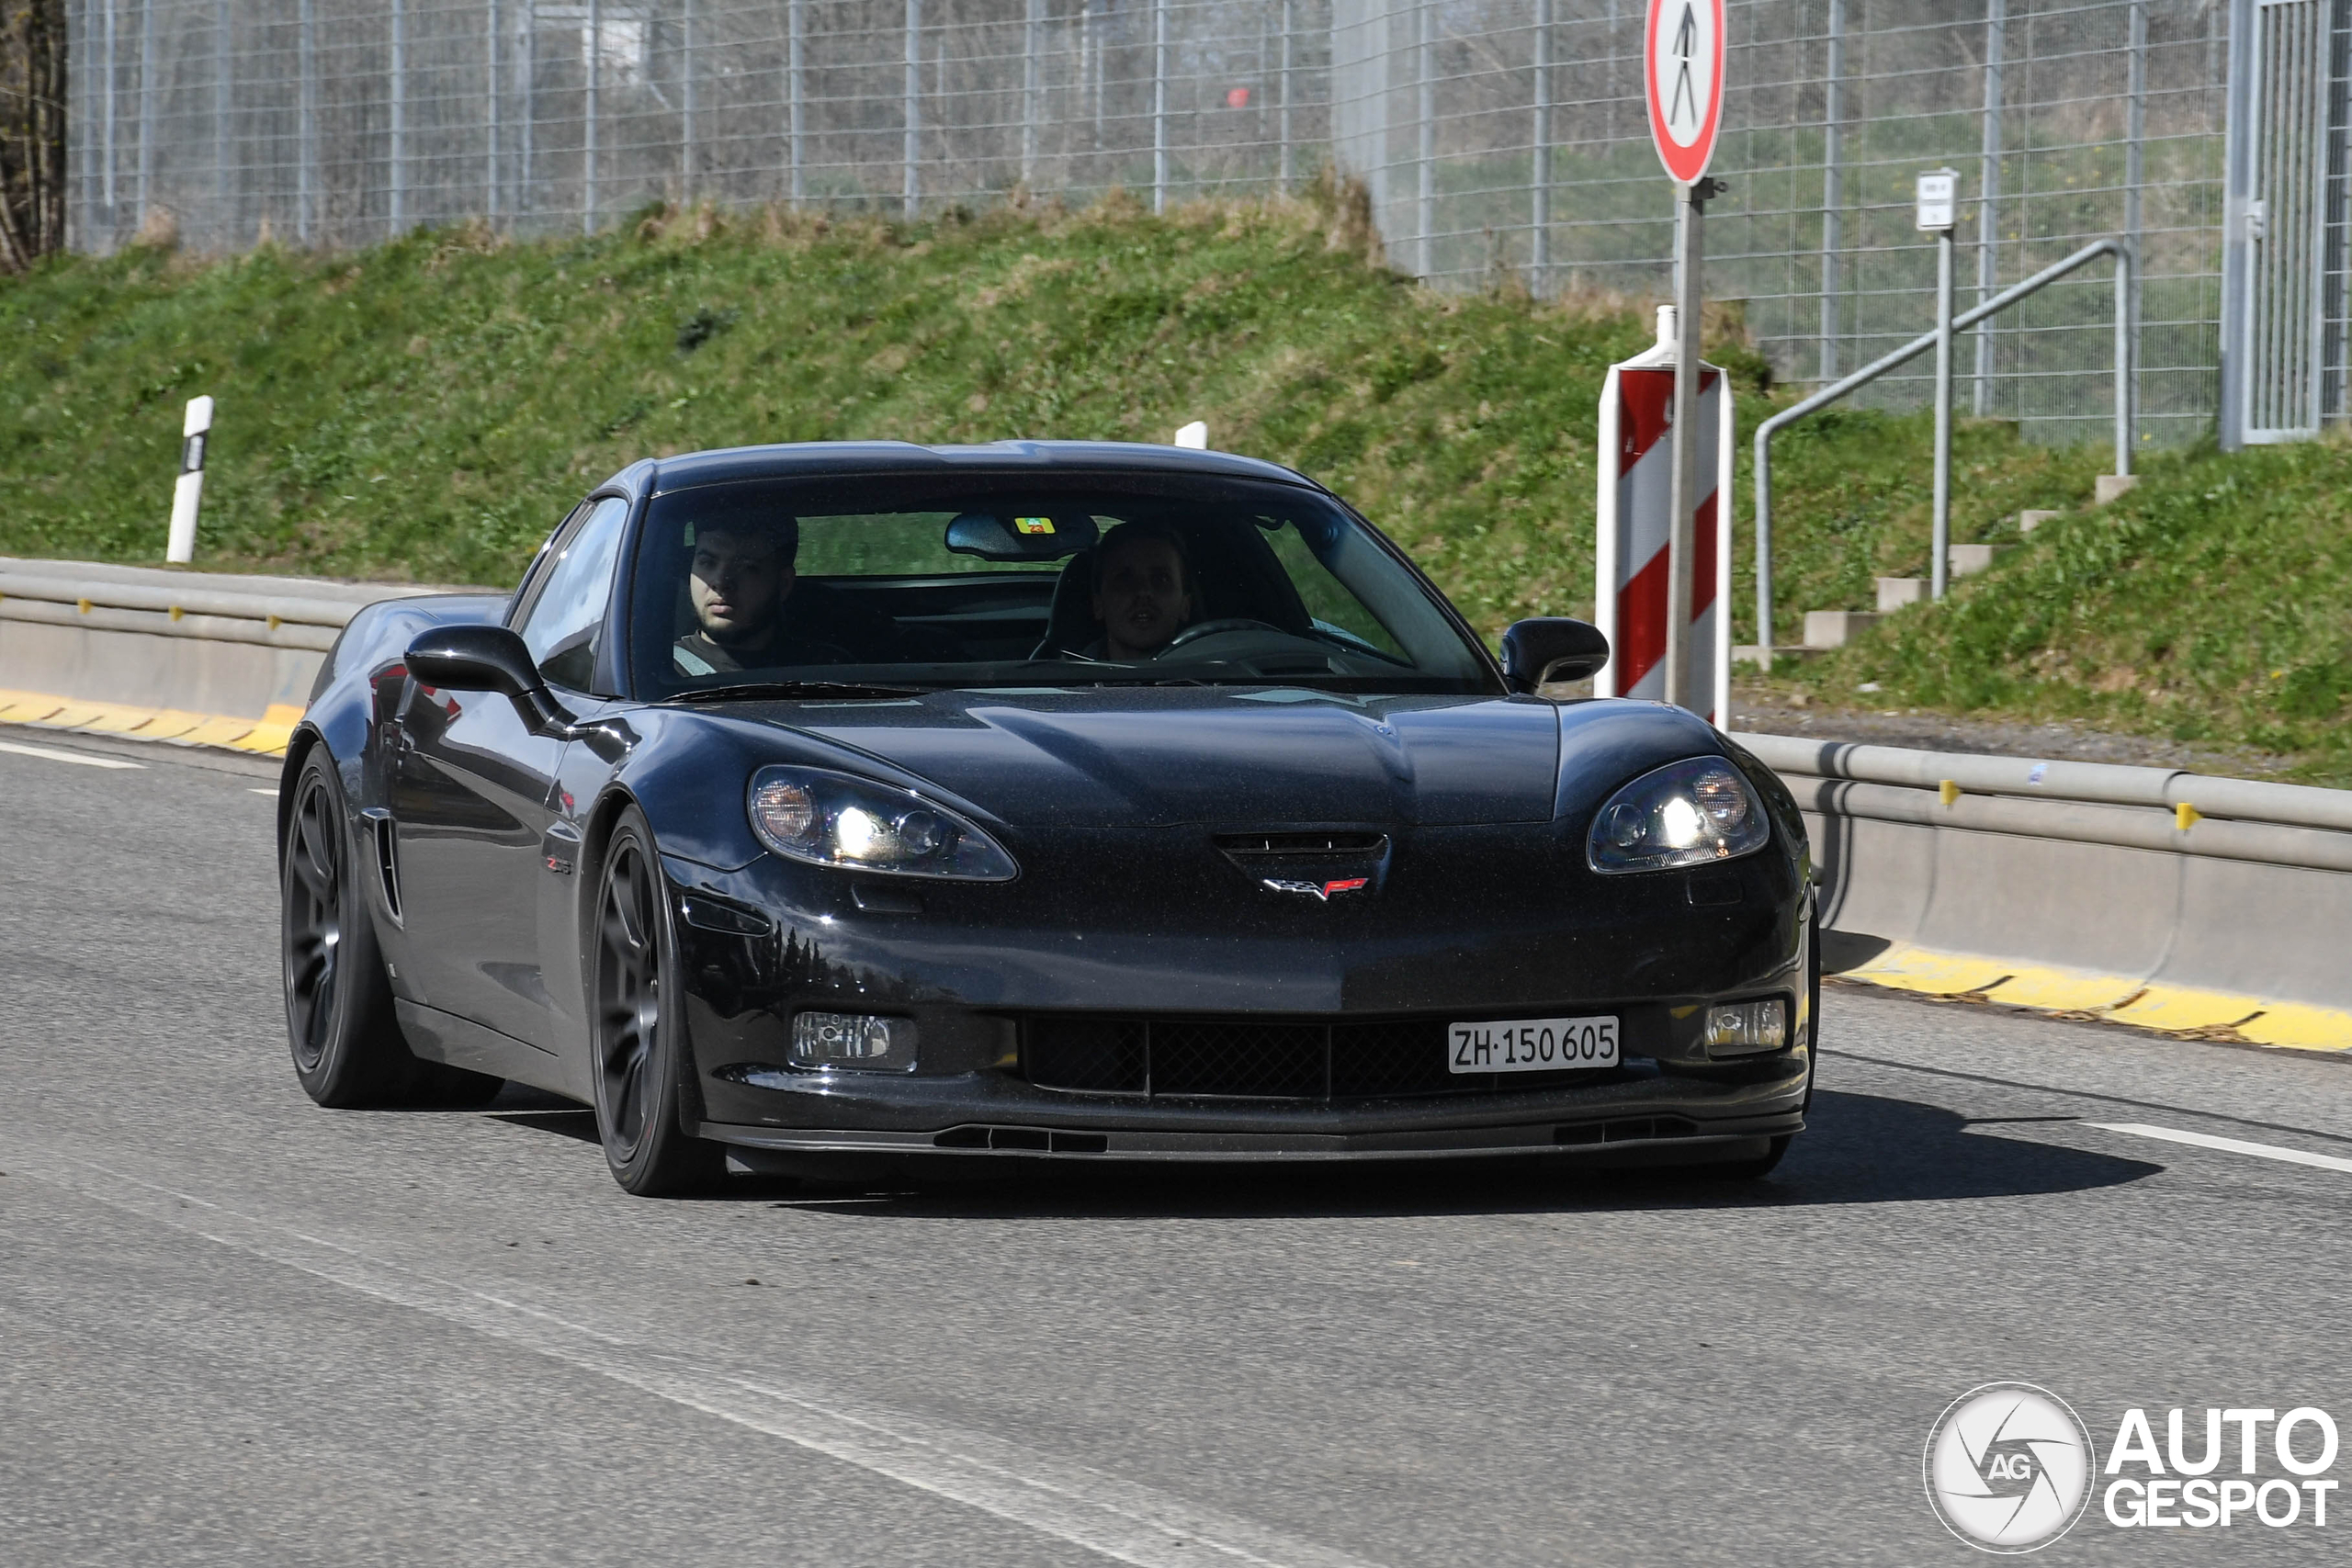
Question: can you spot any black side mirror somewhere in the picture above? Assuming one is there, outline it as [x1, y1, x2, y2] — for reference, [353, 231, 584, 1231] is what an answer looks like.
[1499, 617, 1611, 694]
[405, 625, 578, 737]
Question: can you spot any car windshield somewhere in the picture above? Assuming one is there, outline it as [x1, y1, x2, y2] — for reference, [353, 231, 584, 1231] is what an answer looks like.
[627, 472, 1499, 698]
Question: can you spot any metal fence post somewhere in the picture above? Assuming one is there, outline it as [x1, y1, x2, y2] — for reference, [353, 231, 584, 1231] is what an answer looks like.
[904, 0, 921, 220]
[2218, 0, 2255, 450]
[101, 0, 117, 216]
[1279, 0, 1295, 193]
[789, 0, 806, 204]
[680, 0, 695, 198]
[584, 0, 599, 234]
[136, 0, 153, 223]
[1153, 0, 1169, 214]
[391, 0, 407, 234]
[1973, 0, 2005, 418]
[487, 0, 502, 220]
[2124, 0, 2146, 461]
[520, 0, 537, 222]
[1532, 0, 1550, 290]
[215, 0, 232, 244]
[1818, 0, 1841, 383]
[1022, 0, 1041, 187]
[1417, 0, 1433, 277]
[296, 0, 313, 240]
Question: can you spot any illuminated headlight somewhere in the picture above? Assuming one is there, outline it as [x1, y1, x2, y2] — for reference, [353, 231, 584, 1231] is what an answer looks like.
[749, 766, 1017, 881]
[790, 1010, 916, 1071]
[1703, 998, 1788, 1057]
[1587, 756, 1770, 874]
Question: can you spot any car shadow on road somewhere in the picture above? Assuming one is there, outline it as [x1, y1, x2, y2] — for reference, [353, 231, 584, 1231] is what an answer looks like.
[720, 1089, 2162, 1220]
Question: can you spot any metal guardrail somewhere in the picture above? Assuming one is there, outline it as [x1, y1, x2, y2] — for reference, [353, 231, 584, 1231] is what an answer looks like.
[0, 559, 453, 654]
[1749, 237, 2135, 672]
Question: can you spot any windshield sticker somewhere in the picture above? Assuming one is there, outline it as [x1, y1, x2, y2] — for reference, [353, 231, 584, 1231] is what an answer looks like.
[1013, 516, 1057, 535]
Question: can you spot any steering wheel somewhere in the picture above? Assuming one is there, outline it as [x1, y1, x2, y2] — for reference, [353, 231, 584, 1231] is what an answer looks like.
[1157, 617, 1283, 654]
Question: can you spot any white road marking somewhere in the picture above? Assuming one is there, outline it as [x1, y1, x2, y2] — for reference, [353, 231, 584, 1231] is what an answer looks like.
[6, 1133, 1378, 1568]
[2086, 1122, 2352, 1177]
[0, 739, 144, 770]
[250, 787, 279, 796]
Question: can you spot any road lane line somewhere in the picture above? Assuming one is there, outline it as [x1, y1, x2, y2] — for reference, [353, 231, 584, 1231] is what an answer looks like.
[5, 1134, 1379, 1568]
[0, 739, 144, 769]
[2086, 1122, 2352, 1177]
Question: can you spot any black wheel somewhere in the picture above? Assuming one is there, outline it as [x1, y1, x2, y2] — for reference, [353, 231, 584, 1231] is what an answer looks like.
[283, 750, 403, 1105]
[590, 808, 722, 1197]
[282, 749, 503, 1109]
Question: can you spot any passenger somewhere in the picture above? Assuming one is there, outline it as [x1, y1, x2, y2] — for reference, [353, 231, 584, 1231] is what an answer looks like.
[1086, 521, 1196, 660]
[673, 516, 844, 675]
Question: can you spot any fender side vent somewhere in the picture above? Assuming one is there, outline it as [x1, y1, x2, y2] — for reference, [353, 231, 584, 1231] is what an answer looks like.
[362, 807, 402, 922]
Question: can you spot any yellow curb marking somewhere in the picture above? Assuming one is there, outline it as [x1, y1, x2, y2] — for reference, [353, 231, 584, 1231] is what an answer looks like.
[1, 686, 297, 760]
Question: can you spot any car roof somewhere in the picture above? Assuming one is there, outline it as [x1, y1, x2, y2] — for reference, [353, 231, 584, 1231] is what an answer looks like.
[642, 440, 1319, 497]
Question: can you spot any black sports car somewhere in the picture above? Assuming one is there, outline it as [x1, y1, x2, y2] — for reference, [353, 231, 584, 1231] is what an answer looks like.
[279, 441, 1815, 1195]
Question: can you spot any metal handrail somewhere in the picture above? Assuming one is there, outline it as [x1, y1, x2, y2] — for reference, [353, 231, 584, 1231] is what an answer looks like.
[1751, 236, 2133, 670]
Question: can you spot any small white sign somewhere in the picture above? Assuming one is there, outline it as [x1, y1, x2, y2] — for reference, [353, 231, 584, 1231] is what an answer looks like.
[1916, 170, 1959, 232]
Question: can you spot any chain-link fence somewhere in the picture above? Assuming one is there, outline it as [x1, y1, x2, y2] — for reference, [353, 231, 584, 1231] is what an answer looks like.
[67, 2, 2326, 444]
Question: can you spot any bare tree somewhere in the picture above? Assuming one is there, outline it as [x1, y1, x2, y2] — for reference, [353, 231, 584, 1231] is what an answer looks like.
[0, 0, 66, 268]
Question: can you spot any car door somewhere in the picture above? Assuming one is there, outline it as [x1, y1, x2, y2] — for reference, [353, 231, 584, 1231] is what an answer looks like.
[390, 494, 632, 1053]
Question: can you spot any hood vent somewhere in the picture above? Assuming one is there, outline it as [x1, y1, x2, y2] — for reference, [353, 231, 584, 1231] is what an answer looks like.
[1212, 830, 1388, 860]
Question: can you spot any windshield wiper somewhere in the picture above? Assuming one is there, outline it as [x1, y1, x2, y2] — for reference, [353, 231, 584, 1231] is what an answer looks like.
[663, 680, 928, 703]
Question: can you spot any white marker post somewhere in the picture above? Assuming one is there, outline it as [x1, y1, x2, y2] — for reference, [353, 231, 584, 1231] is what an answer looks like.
[166, 395, 215, 564]
[1644, 0, 1725, 715]
[1916, 168, 1960, 600]
[1172, 421, 1208, 449]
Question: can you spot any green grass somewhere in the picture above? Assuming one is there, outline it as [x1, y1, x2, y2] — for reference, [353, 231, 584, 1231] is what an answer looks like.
[1778, 434, 2352, 786]
[4, 186, 2337, 781]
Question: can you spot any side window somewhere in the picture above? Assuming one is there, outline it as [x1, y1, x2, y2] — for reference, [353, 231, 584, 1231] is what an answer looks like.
[516, 496, 631, 694]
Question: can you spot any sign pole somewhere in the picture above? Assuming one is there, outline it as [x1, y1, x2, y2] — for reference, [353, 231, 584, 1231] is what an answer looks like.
[1644, 0, 1725, 715]
[1917, 167, 1960, 601]
[1663, 184, 1706, 709]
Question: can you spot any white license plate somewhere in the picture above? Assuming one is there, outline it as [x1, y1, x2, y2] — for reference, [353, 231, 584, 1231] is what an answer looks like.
[1448, 1016, 1619, 1075]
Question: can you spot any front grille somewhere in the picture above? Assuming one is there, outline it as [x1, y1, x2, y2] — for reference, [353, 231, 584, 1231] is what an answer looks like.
[1023, 1015, 1608, 1101]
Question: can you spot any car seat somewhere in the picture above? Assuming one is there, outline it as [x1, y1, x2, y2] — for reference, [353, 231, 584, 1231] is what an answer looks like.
[1028, 547, 1100, 660]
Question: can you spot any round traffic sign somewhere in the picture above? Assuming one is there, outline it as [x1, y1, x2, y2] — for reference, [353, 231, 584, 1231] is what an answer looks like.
[1645, 0, 1725, 186]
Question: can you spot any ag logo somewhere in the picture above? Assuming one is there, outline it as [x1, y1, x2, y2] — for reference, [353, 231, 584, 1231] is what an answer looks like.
[1924, 1382, 2097, 1553]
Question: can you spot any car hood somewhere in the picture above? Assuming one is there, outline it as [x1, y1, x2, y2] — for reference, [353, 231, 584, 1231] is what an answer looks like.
[772, 689, 1562, 829]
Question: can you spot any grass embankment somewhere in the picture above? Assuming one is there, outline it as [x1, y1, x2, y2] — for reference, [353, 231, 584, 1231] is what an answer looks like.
[1778, 435, 2352, 784]
[2, 188, 2340, 780]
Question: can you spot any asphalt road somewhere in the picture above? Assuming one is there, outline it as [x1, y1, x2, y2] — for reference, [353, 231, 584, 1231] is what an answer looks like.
[4, 728, 2348, 1565]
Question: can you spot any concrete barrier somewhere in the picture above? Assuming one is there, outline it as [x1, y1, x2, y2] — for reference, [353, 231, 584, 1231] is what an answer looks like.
[1736, 732, 2352, 1052]
[0, 557, 464, 725]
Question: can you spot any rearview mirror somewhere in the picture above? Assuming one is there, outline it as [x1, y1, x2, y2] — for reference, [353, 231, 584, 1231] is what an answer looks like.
[1499, 617, 1611, 693]
[944, 510, 1101, 561]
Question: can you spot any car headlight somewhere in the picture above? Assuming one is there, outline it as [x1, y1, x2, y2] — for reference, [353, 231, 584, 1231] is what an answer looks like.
[748, 766, 1018, 881]
[1587, 756, 1770, 874]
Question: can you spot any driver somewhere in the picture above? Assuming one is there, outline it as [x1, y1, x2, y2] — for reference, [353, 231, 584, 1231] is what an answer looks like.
[673, 516, 842, 675]
[1087, 521, 1196, 660]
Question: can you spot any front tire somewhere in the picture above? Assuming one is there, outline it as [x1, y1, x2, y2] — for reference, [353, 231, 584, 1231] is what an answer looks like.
[589, 808, 722, 1197]
[282, 750, 491, 1106]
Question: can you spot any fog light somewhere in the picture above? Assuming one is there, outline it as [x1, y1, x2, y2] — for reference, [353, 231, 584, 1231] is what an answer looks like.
[1703, 998, 1788, 1057]
[789, 1011, 915, 1071]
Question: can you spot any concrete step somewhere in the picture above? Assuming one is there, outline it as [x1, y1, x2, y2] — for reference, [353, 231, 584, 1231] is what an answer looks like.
[1948, 543, 2014, 578]
[2095, 473, 2140, 503]
[1877, 577, 1928, 612]
[1803, 610, 1883, 649]
[2019, 509, 2063, 533]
